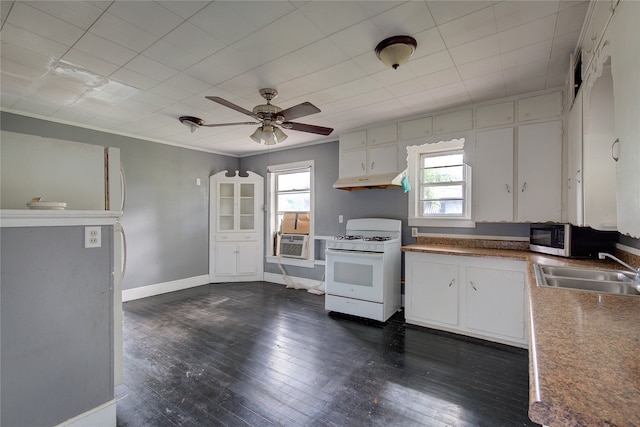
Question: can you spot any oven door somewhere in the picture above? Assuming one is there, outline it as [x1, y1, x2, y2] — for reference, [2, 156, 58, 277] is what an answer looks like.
[325, 249, 384, 302]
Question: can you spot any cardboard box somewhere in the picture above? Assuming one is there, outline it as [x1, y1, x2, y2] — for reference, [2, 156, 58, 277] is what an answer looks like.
[281, 212, 310, 234]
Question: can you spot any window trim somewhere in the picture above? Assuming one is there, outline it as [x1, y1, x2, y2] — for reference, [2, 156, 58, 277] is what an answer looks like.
[407, 139, 475, 228]
[266, 160, 315, 267]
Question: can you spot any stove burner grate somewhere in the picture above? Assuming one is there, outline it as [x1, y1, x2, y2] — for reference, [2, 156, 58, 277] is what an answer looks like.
[334, 235, 363, 240]
[363, 236, 391, 242]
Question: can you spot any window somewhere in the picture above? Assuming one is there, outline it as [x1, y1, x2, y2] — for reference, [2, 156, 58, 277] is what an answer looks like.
[407, 139, 474, 227]
[267, 160, 315, 266]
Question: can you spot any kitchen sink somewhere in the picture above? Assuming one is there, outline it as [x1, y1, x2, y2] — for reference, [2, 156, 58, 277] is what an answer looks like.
[535, 264, 640, 296]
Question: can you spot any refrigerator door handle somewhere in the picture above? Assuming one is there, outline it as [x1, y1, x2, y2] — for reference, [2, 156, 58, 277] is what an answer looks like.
[120, 166, 127, 212]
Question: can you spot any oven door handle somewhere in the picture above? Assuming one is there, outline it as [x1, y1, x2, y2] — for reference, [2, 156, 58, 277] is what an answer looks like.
[326, 249, 384, 259]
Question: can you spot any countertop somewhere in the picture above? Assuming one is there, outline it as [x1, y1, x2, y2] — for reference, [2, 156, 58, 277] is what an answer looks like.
[402, 243, 640, 427]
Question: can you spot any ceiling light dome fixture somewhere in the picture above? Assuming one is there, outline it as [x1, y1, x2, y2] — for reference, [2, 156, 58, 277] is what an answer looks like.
[375, 35, 417, 70]
[250, 124, 287, 145]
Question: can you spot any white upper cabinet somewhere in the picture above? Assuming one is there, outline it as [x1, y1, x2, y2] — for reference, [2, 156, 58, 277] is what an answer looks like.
[398, 116, 433, 140]
[367, 123, 397, 146]
[474, 128, 514, 222]
[434, 109, 473, 135]
[517, 121, 563, 222]
[475, 101, 515, 129]
[518, 92, 563, 122]
[340, 130, 367, 151]
[567, 89, 584, 226]
[610, 0, 640, 238]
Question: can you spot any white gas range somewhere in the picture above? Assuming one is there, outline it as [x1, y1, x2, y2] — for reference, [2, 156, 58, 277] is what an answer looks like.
[325, 218, 402, 322]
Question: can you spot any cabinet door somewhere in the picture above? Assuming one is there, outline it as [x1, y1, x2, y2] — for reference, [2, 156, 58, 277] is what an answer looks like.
[465, 267, 526, 340]
[236, 241, 258, 276]
[474, 128, 514, 222]
[340, 130, 367, 151]
[517, 121, 562, 222]
[406, 260, 459, 326]
[367, 123, 397, 146]
[475, 101, 514, 128]
[239, 182, 256, 231]
[339, 149, 367, 178]
[218, 182, 236, 231]
[399, 117, 433, 140]
[567, 90, 584, 226]
[518, 92, 563, 122]
[611, 0, 640, 238]
[368, 145, 398, 175]
[434, 109, 473, 135]
[214, 242, 238, 276]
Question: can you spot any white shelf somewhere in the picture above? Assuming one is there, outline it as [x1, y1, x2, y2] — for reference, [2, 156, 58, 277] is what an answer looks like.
[0, 209, 122, 227]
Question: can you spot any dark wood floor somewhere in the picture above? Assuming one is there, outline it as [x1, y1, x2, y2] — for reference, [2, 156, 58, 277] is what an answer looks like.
[116, 282, 540, 427]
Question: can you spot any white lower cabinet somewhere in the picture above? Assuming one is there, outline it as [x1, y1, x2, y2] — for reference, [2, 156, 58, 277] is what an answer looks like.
[214, 239, 259, 277]
[405, 252, 528, 348]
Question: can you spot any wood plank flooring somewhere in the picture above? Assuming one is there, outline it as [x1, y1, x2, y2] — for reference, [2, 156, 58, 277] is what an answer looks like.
[116, 282, 540, 427]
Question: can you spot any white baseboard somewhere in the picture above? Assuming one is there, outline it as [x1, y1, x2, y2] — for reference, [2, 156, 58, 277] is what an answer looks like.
[122, 275, 209, 302]
[55, 399, 116, 427]
[264, 272, 325, 291]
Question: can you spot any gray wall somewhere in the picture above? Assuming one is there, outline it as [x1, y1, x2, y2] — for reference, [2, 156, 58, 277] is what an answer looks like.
[1, 112, 239, 290]
[1, 226, 113, 426]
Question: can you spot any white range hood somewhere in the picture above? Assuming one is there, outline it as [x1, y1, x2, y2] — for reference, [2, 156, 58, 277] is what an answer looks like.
[333, 171, 404, 191]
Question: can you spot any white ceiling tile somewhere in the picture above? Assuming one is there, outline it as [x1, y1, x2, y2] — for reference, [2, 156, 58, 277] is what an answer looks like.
[110, 68, 159, 91]
[555, 2, 589, 36]
[463, 70, 506, 92]
[1, 72, 32, 96]
[142, 40, 200, 71]
[1, 23, 69, 59]
[156, 1, 209, 20]
[27, 0, 104, 30]
[330, 19, 385, 58]
[1, 0, 13, 26]
[468, 87, 508, 104]
[385, 77, 428, 98]
[89, 12, 158, 53]
[368, 65, 418, 89]
[501, 40, 553, 70]
[411, 27, 447, 59]
[559, 0, 588, 12]
[547, 53, 570, 88]
[188, 1, 295, 45]
[185, 48, 260, 86]
[494, 0, 560, 32]
[438, 7, 496, 48]
[426, 1, 493, 25]
[61, 49, 120, 77]
[0, 92, 20, 108]
[498, 15, 557, 53]
[371, 1, 436, 37]
[13, 97, 61, 116]
[163, 74, 212, 96]
[7, 2, 85, 46]
[418, 67, 462, 90]
[407, 50, 455, 78]
[87, 1, 111, 11]
[1, 42, 53, 72]
[449, 35, 500, 66]
[503, 63, 548, 96]
[49, 106, 98, 123]
[106, 1, 184, 38]
[457, 55, 502, 80]
[147, 82, 191, 102]
[396, 88, 440, 113]
[124, 55, 178, 83]
[162, 22, 226, 60]
[298, 1, 369, 35]
[74, 33, 138, 67]
[289, 61, 367, 94]
[429, 81, 470, 101]
[0, 58, 45, 80]
[551, 30, 581, 58]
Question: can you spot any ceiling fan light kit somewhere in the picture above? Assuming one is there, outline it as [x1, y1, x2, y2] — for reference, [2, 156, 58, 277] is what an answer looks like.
[375, 35, 417, 70]
[179, 88, 333, 145]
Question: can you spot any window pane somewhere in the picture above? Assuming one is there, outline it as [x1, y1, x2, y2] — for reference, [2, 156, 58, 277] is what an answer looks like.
[421, 200, 463, 215]
[277, 172, 310, 191]
[422, 153, 463, 168]
[277, 193, 310, 212]
[422, 165, 464, 183]
[422, 185, 463, 200]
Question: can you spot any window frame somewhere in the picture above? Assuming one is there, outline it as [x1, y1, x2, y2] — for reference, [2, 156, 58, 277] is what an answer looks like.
[266, 160, 315, 267]
[407, 139, 475, 228]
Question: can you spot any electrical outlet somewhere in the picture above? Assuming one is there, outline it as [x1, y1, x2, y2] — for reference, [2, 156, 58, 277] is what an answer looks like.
[338, 215, 344, 224]
[85, 226, 101, 248]
[411, 227, 418, 237]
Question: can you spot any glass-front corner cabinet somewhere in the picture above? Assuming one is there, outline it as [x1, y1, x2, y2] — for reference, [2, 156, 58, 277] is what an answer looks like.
[209, 170, 264, 282]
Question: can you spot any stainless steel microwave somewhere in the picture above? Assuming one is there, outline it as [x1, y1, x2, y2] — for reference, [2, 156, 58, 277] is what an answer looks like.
[529, 223, 617, 258]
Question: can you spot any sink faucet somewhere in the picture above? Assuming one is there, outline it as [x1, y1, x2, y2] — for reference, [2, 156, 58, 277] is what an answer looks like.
[598, 252, 640, 282]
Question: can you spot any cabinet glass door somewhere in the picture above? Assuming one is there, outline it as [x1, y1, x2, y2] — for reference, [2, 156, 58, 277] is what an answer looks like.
[239, 183, 255, 230]
[219, 183, 235, 231]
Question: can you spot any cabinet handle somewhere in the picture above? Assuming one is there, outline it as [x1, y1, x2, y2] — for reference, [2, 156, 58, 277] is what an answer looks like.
[611, 138, 620, 162]
[521, 182, 527, 192]
[567, 178, 571, 189]
[470, 281, 478, 291]
[448, 279, 455, 287]
[361, 163, 365, 171]
[505, 184, 511, 194]
[371, 161, 375, 170]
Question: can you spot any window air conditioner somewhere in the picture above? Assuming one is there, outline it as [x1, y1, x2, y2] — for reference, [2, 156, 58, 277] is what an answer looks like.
[277, 234, 309, 259]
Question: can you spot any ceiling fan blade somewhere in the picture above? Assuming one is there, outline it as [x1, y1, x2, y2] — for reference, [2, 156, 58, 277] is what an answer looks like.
[284, 122, 333, 135]
[205, 96, 257, 118]
[279, 102, 321, 121]
[201, 121, 258, 127]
